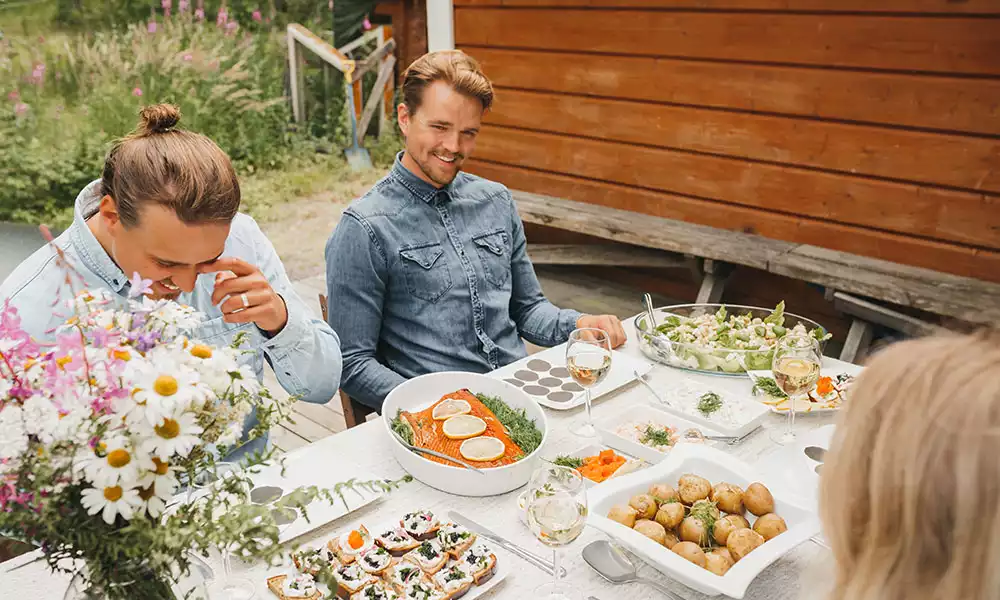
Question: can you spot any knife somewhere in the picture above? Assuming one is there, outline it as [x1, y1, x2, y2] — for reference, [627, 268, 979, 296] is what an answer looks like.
[448, 510, 567, 578]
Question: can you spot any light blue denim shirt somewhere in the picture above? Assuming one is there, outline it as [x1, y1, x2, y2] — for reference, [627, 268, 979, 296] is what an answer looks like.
[0, 180, 343, 459]
[324, 152, 582, 409]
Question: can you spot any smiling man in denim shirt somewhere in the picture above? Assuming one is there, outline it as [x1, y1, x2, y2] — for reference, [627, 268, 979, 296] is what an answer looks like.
[0, 104, 342, 459]
[324, 51, 626, 410]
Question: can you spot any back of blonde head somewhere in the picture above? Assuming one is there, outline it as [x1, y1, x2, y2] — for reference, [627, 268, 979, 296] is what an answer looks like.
[820, 330, 1000, 600]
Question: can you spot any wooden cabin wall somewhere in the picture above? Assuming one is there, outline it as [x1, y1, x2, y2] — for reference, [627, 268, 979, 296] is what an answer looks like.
[451, 1, 1000, 284]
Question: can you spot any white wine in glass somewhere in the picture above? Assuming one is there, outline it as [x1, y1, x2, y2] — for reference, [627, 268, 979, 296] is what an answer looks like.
[770, 334, 822, 445]
[525, 466, 588, 600]
[566, 328, 612, 438]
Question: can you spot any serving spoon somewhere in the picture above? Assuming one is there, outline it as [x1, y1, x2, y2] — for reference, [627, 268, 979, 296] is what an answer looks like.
[388, 429, 486, 474]
[583, 540, 685, 600]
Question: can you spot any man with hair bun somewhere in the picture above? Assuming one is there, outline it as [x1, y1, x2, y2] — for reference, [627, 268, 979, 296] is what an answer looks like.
[324, 50, 626, 410]
[0, 103, 343, 459]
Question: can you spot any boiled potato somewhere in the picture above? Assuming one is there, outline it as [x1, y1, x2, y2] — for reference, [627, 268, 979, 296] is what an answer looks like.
[654, 502, 685, 530]
[711, 547, 735, 563]
[607, 505, 638, 529]
[629, 494, 659, 520]
[710, 482, 745, 515]
[678, 474, 712, 504]
[712, 514, 750, 546]
[727, 528, 765, 562]
[679, 516, 710, 546]
[744, 482, 775, 517]
[663, 530, 680, 549]
[671, 541, 707, 568]
[752, 513, 788, 541]
[689, 499, 720, 522]
[634, 519, 668, 546]
[649, 483, 679, 504]
[705, 551, 733, 576]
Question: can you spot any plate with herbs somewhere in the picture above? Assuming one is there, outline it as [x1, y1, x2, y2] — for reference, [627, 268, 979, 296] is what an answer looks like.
[596, 404, 729, 464]
[652, 376, 770, 437]
[546, 444, 649, 487]
[748, 367, 862, 414]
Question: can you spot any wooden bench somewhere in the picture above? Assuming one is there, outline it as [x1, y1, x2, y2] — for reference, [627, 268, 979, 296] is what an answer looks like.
[319, 294, 378, 429]
[513, 190, 1000, 363]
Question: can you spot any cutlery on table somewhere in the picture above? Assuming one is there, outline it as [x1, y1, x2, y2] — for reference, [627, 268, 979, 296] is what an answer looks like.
[681, 425, 762, 446]
[447, 510, 567, 578]
[583, 539, 686, 600]
[389, 430, 486, 474]
[634, 368, 679, 410]
[642, 293, 659, 329]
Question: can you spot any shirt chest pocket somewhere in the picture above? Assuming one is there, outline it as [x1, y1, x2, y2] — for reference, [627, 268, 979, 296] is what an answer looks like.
[399, 241, 454, 303]
[473, 230, 511, 288]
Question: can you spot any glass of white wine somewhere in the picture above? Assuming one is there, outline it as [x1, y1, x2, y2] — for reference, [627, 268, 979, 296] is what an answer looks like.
[525, 465, 588, 600]
[769, 334, 822, 445]
[566, 328, 612, 438]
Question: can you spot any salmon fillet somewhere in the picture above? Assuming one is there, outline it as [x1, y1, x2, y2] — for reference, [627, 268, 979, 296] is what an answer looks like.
[401, 389, 523, 468]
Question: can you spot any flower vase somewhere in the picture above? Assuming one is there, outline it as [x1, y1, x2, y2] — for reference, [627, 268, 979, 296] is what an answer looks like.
[63, 554, 213, 600]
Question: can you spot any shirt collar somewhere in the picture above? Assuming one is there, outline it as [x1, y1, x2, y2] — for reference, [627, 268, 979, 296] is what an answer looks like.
[68, 179, 129, 294]
[389, 151, 455, 204]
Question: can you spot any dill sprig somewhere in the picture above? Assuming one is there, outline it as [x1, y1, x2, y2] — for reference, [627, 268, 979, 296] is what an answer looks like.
[553, 455, 585, 469]
[477, 393, 543, 457]
[390, 409, 414, 445]
[752, 377, 788, 399]
[639, 425, 674, 447]
[697, 392, 723, 416]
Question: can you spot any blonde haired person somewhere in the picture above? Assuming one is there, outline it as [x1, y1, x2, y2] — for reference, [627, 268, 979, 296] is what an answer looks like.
[819, 330, 1000, 600]
[324, 50, 626, 410]
[0, 104, 342, 459]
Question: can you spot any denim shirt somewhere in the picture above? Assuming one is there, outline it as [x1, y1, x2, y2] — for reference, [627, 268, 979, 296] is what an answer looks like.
[0, 180, 343, 459]
[324, 152, 581, 409]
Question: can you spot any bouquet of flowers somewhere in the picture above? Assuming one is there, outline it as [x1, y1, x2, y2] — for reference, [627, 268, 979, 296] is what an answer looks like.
[0, 274, 405, 599]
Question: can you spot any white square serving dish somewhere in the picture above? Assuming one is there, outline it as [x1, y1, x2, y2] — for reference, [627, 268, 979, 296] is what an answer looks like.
[586, 443, 821, 598]
[596, 403, 728, 464]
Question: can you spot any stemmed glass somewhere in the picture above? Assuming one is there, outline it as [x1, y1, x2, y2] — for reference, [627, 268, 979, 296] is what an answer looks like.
[525, 465, 589, 600]
[198, 462, 256, 600]
[769, 334, 822, 445]
[566, 328, 612, 438]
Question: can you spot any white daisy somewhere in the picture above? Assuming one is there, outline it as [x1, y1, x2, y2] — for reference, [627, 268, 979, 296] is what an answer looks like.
[139, 410, 204, 460]
[137, 476, 176, 518]
[81, 484, 144, 525]
[138, 455, 181, 495]
[0, 405, 28, 460]
[229, 363, 260, 396]
[129, 360, 204, 426]
[79, 436, 143, 488]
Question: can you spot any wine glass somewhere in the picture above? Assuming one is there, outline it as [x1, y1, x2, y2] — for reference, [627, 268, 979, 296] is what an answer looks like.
[769, 334, 822, 445]
[199, 463, 257, 600]
[566, 328, 612, 438]
[525, 465, 588, 600]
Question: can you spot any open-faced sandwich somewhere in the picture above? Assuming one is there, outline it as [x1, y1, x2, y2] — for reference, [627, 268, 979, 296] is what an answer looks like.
[358, 545, 394, 576]
[457, 543, 498, 586]
[376, 526, 421, 556]
[292, 544, 339, 576]
[432, 563, 475, 600]
[267, 573, 322, 600]
[333, 563, 378, 599]
[404, 539, 449, 575]
[436, 523, 476, 558]
[386, 561, 434, 594]
[351, 581, 400, 600]
[401, 581, 448, 600]
[331, 525, 375, 565]
[401, 510, 440, 541]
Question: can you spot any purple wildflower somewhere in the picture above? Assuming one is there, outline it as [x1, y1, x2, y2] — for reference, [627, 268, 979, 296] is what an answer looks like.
[128, 272, 154, 299]
[132, 87, 143, 97]
[148, 21, 158, 34]
[363, 15, 372, 30]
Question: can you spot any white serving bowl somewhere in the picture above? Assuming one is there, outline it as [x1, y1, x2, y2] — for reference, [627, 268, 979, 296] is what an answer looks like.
[587, 443, 821, 599]
[382, 371, 549, 497]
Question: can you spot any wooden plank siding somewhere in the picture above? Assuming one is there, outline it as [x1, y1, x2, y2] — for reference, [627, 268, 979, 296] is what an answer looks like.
[450, 2, 1000, 283]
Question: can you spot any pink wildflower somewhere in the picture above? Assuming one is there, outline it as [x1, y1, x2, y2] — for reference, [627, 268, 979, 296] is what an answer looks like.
[252, 9, 262, 22]
[195, 7, 205, 19]
[148, 21, 158, 34]
[179, 0, 189, 11]
[363, 16, 372, 30]
[13, 102, 28, 116]
[225, 20, 238, 34]
[183, 53, 193, 61]
[6, 90, 18, 102]
[132, 87, 143, 97]
[162, 0, 172, 8]
[216, 8, 227, 26]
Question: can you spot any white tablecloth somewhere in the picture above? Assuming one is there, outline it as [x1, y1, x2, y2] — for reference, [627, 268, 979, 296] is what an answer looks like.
[2, 317, 845, 599]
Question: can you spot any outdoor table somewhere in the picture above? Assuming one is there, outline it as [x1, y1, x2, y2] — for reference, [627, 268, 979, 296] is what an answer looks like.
[1, 315, 846, 599]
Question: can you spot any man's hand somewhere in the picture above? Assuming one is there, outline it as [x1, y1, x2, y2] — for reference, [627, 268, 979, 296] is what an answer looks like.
[199, 257, 288, 335]
[576, 314, 627, 349]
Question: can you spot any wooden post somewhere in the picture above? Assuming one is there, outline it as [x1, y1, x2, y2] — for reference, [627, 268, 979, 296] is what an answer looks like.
[287, 31, 304, 123]
[358, 55, 397, 145]
[378, 25, 394, 136]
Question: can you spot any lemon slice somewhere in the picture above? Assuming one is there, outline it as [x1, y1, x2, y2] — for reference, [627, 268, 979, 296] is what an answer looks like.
[432, 398, 473, 421]
[442, 415, 487, 440]
[460, 436, 506, 462]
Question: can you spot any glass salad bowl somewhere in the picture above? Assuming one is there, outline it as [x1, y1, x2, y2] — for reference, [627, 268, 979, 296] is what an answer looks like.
[635, 302, 829, 376]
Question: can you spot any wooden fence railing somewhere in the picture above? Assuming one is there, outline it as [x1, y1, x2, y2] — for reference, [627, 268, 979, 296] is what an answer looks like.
[286, 23, 397, 165]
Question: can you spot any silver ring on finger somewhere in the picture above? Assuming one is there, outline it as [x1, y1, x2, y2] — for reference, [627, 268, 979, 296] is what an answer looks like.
[240, 293, 250, 308]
